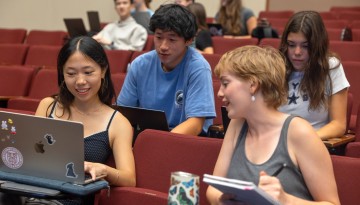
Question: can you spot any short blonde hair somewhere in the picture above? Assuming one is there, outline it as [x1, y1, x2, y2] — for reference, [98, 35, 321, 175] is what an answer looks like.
[214, 45, 287, 108]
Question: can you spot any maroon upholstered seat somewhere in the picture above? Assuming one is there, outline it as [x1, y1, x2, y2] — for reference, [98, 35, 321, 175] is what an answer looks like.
[95, 129, 223, 205]
[331, 155, 360, 205]
[7, 69, 58, 112]
[25, 30, 68, 46]
[0, 65, 35, 97]
[105, 50, 133, 74]
[24, 45, 61, 69]
[258, 10, 294, 19]
[0, 28, 27, 44]
[0, 44, 29, 65]
[212, 37, 258, 55]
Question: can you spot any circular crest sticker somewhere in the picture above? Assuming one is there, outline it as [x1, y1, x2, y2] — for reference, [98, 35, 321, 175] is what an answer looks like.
[2, 147, 23, 169]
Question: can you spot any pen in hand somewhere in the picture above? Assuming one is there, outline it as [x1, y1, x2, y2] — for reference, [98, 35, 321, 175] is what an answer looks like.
[271, 163, 287, 177]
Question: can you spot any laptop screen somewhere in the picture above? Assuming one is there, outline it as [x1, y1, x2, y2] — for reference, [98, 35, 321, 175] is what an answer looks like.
[113, 105, 169, 143]
[207, 23, 223, 36]
[63, 18, 88, 38]
[221, 106, 230, 133]
[87, 11, 101, 33]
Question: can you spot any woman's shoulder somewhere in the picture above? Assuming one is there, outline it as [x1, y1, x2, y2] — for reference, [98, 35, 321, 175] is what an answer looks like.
[38, 97, 55, 107]
[107, 107, 131, 127]
[329, 56, 341, 68]
[241, 7, 255, 18]
[287, 116, 318, 142]
[36, 97, 56, 116]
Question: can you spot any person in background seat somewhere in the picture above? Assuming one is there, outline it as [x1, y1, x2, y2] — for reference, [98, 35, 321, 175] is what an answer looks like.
[118, 3, 216, 136]
[278, 11, 349, 140]
[93, 0, 147, 51]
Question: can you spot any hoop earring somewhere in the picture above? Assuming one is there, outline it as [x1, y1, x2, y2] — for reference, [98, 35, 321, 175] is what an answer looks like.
[251, 95, 255, 102]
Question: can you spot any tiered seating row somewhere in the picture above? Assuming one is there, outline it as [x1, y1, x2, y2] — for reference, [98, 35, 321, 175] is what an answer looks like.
[258, 9, 360, 41]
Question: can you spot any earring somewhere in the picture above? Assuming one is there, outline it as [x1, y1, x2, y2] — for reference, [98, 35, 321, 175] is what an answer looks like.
[251, 95, 255, 102]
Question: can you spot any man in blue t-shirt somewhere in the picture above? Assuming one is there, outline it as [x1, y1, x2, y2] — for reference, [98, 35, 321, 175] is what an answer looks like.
[117, 3, 216, 136]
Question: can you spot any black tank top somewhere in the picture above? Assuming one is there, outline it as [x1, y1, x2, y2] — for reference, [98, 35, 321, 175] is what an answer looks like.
[48, 103, 115, 164]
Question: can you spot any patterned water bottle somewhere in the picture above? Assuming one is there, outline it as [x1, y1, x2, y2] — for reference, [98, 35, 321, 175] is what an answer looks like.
[168, 171, 200, 205]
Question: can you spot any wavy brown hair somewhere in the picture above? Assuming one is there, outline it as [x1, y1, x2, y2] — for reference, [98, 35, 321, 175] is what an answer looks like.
[217, 0, 242, 35]
[187, 2, 208, 31]
[279, 11, 339, 110]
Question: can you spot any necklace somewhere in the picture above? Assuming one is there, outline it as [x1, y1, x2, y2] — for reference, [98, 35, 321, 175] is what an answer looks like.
[72, 104, 104, 116]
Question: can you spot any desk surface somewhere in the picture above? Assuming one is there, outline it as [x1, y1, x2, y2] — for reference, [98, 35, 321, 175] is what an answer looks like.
[322, 134, 355, 148]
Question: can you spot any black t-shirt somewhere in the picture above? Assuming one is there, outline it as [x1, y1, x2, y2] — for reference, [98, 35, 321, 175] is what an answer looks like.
[195, 29, 213, 51]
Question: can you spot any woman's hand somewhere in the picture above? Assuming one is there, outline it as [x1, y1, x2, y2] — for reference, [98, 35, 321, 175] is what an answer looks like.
[92, 35, 111, 46]
[258, 171, 287, 203]
[84, 161, 107, 180]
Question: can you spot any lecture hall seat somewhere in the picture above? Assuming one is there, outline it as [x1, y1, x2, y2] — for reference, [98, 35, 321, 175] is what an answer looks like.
[352, 29, 360, 41]
[331, 155, 360, 205]
[212, 37, 258, 55]
[25, 30, 68, 46]
[338, 11, 360, 24]
[111, 73, 127, 103]
[323, 20, 349, 29]
[142, 34, 154, 51]
[265, 18, 289, 37]
[319, 11, 339, 20]
[258, 38, 281, 49]
[0, 65, 35, 97]
[329, 41, 360, 62]
[105, 50, 133, 74]
[95, 129, 223, 205]
[258, 10, 294, 19]
[0, 44, 29, 65]
[7, 69, 58, 112]
[327, 28, 344, 41]
[330, 6, 360, 12]
[342, 61, 360, 132]
[0, 28, 27, 44]
[202, 53, 222, 77]
[345, 104, 360, 158]
[352, 20, 360, 29]
[24, 45, 61, 69]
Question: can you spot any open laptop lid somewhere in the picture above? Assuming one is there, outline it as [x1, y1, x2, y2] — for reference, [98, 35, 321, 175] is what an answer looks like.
[0, 111, 86, 185]
[113, 105, 169, 142]
[114, 105, 169, 131]
[87, 11, 101, 33]
[221, 106, 230, 134]
[63, 18, 88, 38]
[207, 23, 223, 36]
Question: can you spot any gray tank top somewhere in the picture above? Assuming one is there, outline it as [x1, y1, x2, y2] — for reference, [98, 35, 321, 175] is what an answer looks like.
[227, 115, 313, 201]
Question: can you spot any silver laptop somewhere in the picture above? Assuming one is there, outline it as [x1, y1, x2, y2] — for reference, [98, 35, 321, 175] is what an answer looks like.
[0, 110, 89, 185]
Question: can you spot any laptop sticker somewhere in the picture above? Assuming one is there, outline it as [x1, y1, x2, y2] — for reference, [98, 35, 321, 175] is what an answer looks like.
[10, 126, 16, 135]
[1, 120, 7, 130]
[1, 118, 16, 143]
[66, 162, 78, 178]
[1, 147, 23, 169]
[44, 134, 56, 145]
